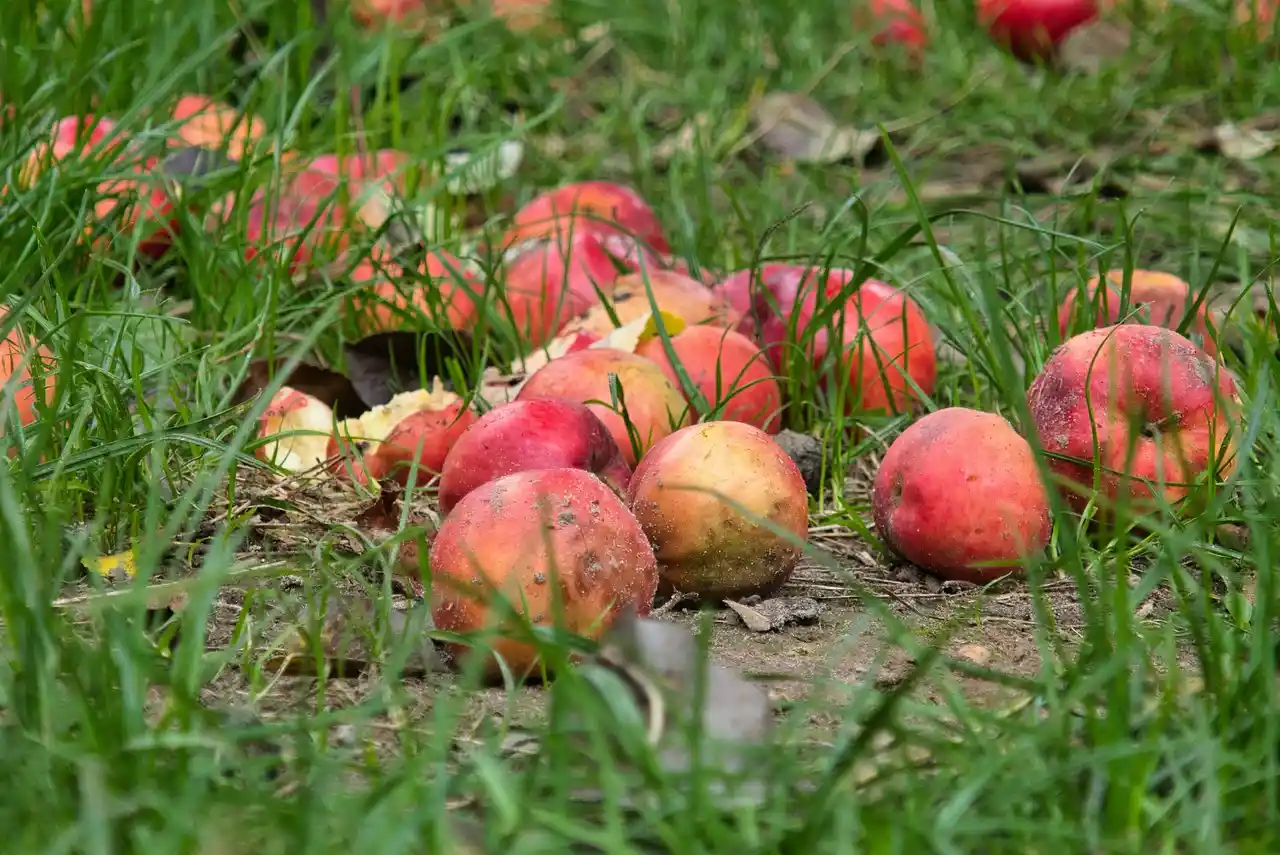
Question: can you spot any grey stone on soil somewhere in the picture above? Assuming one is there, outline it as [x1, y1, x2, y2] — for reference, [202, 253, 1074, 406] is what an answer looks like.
[773, 429, 824, 495]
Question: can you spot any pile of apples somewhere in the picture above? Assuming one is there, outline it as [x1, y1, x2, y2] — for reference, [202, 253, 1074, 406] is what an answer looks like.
[872, 269, 1240, 584]
[255, 179, 942, 677]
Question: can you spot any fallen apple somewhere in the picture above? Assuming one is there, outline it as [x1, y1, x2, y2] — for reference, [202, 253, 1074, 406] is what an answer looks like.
[635, 325, 784, 433]
[90, 154, 180, 256]
[170, 95, 266, 162]
[501, 230, 623, 344]
[438, 398, 632, 515]
[1027, 324, 1239, 512]
[256, 386, 338, 474]
[241, 167, 354, 272]
[977, 0, 1099, 61]
[855, 0, 929, 58]
[626, 421, 809, 600]
[515, 347, 690, 465]
[347, 251, 483, 334]
[0, 305, 56, 446]
[16, 114, 124, 190]
[1058, 269, 1218, 356]
[422, 467, 659, 679]
[872, 407, 1052, 583]
[330, 381, 477, 487]
[503, 180, 669, 253]
[559, 270, 734, 339]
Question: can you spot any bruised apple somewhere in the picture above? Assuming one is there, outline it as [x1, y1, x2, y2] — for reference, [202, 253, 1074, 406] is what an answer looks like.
[1058, 269, 1218, 356]
[256, 387, 337, 473]
[1027, 324, 1239, 512]
[438, 398, 632, 514]
[872, 407, 1052, 583]
[503, 180, 668, 253]
[515, 348, 690, 465]
[560, 271, 734, 338]
[626, 421, 809, 600]
[0, 306, 55, 443]
[423, 467, 659, 678]
[330, 382, 477, 487]
[635, 325, 783, 433]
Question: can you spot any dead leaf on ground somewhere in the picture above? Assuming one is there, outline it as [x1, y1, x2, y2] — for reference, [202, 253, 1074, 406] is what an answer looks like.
[750, 92, 882, 165]
[351, 479, 406, 533]
[232, 358, 367, 419]
[772, 430, 824, 496]
[1207, 121, 1277, 161]
[724, 599, 773, 632]
[342, 329, 479, 408]
[1057, 20, 1133, 75]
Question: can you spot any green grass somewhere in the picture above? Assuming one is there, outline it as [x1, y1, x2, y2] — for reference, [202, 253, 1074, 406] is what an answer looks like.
[4, 0, 1280, 851]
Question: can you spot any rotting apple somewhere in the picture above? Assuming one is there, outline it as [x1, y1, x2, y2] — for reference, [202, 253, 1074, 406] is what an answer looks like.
[501, 230, 623, 342]
[256, 386, 338, 474]
[872, 407, 1052, 583]
[170, 95, 266, 162]
[855, 0, 929, 58]
[329, 381, 477, 488]
[1027, 324, 1240, 512]
[635, 325, 784, 434]
[558, 270, 734, 339]
[438, 398, 632, 515]
[977, 0, 1099, 61]
[420, 467, 658, 680]
[515, 347, 690, 465]
[503, 180, 669, 253]
[626, 421, 809, 600]
[0, 305, 56, 447]
[1058, 269, 1218, 356]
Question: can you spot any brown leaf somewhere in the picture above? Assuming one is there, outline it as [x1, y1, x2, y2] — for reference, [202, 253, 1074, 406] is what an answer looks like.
[1210, 122, 1277, 161]
[352, 480, 406, 533]
[750, 92, 881, 165]
[342, 329, 479, 408]
[233, 358, 366, 420]
[723, 599, 773, 632]
[1057, 20, 1133, 75]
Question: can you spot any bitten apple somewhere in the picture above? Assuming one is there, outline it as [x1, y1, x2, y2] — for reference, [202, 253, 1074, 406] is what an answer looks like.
[422, 467, 659, 679]
[1058, 269, 1218, 356]
[635, 325, 783, 433]
[1027, 324, 1239, 511]
[872, 407, 1052, 583]
[626, 421, 809, 600]
[330, 382, 477, 487]
[515, 347, 690, 465]
[256, 387, 337, 473]
[438, 399, 632, 514]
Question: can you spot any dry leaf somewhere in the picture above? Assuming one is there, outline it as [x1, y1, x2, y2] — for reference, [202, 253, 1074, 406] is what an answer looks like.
[724, 599, 773, 632]
[590, 310, 688, 353]
[1211, 122, 1277, 161]
[751, 92, 881, 165]
[1057, 20, 1133, 75]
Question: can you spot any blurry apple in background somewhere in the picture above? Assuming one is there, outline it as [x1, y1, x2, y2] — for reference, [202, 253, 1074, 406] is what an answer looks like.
[977, 0, 1099, 61]
[503, 181, 669, 253]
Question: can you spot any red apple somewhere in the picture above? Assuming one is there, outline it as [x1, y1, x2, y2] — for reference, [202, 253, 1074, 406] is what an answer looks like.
[1058, 269, 1218, 357]
[1027, 324, 1239, 512]
[438, 398, 632, 514]
[90, 155, 179, 256]
[977, 0, 1099, 61]
[855, 0, 929, 58]
[634, 325, 783, 433]
[241, 167, 354, 272]
[503, 180, 668, 253]
[626, 421, 809, 600]
[515, 347, 690, 465]
[347, 251, 483, 333]
[170, 95, 266, 162]
[17, 114, 123, 190]
[501, 230, 623, 343]
[0, 305, 56, 447]
[872, 407, 1052, 583]
[422, 467, 659, 679]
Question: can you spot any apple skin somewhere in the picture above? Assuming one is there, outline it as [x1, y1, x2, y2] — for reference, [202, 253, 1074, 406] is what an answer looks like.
[1027, 324, 1240, 512]
[634, 325, 784, 434]
[872, 407, 1052, 583]
[626, 421, 809, 600]
[241, 168, 353, 272]
[856, 0, 929, 58]
[347, 251, 482, 334]
[1057, 269, 1218, 357]
[501, 230, 623, 344]
[0, 306, 56, 450]
[503, 181, 669, 254]
[328, 387, 476, 487]
[170, 95, 266, 161]
[16, 114, 123, 190]
[424, 467, 658, 680]
[515, 347, 691, 465]
[977, 0, 1099, 61]
[438, 398, 633, 515]
[560, 270, 734, 339]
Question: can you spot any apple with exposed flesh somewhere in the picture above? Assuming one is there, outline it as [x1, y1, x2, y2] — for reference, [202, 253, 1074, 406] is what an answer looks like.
[421, 467, 658, 679]
[329, 382, 477, 487]
[501, 230, 623, 344]
[977, 0, 1099, 61]
[855, 0, 929, 58]
[1027, 324, 1239, 512]
[1058, 269, 1218, 356]
[559, 270, 734, 339]
[438, 398, 632, 515]
[256, 387, 338, 474]
[634, 325, 783, 434]
[504, 180, 669, 253]
[516, 347, 690, 465]
[170, 95, 266, 162]
[0, 306, 56, 450]
[627, 421, 809, 600]
[872, 407, 1052, 583]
